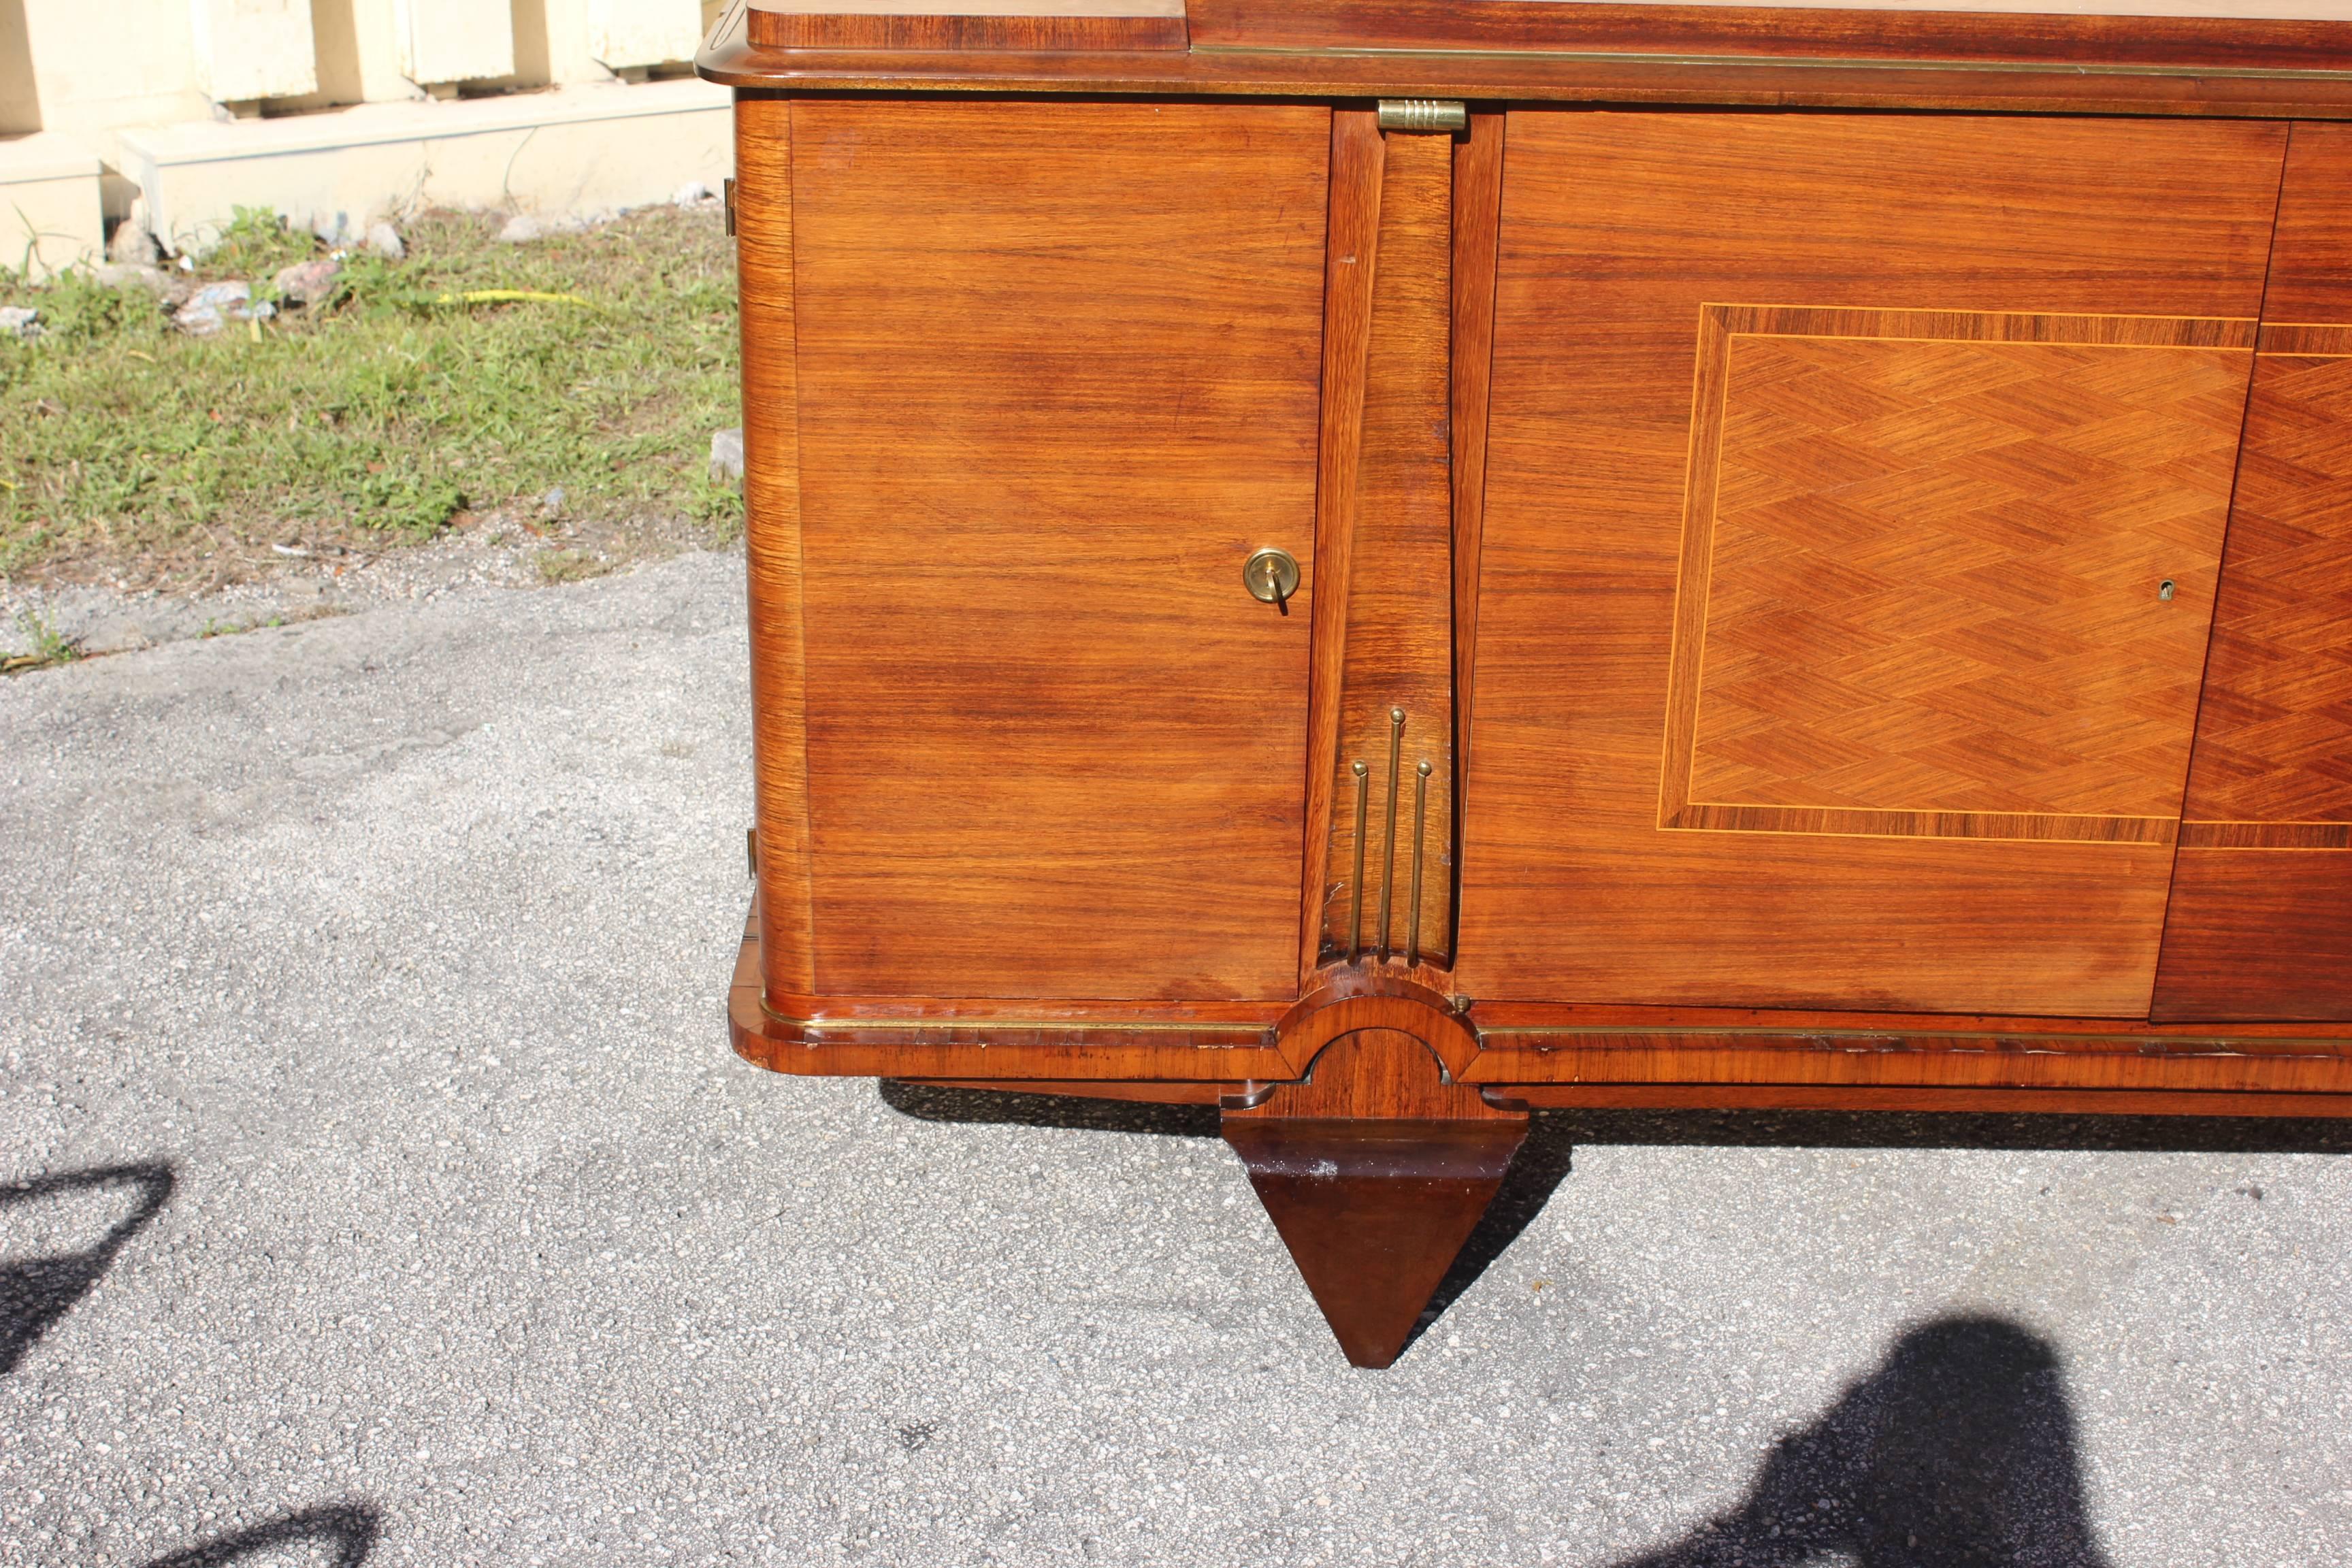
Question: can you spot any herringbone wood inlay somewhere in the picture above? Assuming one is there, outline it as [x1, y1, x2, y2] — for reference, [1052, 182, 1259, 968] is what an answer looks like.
[2180, 344, 2352, 849]
[1663, 306, 2254, 843]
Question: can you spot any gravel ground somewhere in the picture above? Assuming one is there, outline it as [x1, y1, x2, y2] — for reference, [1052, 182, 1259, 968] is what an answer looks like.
[0, 504, 726, 664]
[1, 549, 2349, 1567]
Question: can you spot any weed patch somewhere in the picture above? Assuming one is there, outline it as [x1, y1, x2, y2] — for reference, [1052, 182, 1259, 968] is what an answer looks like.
[3, 607, 80, 673]
[0, 206, 741, 590]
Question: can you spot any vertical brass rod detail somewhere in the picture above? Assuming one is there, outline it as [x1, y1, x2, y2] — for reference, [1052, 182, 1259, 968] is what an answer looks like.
[1349, 761, 1369, 961]
[1379, 707, 1405, 960]
[1408, 759, 1431, 969]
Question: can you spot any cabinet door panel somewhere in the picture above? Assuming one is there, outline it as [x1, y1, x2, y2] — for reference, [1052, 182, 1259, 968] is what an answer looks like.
[1459, 112, 2283, 1014]
[789, 100, 1328, 1000]
[2155, 122, 2352, 1022]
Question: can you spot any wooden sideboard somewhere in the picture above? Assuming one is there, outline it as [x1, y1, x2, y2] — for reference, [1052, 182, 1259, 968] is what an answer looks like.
[700, 0, 2352, 1365]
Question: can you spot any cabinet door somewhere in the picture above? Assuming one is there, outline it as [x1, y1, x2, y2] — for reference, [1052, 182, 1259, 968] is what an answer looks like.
[1458, 112, 2284, 1015]
[787, 100, 1328, 1000]
[2154, 124, 2352, 1022]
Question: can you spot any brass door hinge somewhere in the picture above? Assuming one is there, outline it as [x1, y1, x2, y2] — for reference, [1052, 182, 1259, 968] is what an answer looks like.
[723, 176, 737, 236]
[1377, 100, 1467, 133]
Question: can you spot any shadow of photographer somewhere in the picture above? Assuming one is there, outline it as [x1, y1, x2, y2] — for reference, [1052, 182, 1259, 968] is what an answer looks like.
[141, 1503, 380, 1568]
[0, 1161, 176, 1377]
[1614, 1315, 2110, 1568]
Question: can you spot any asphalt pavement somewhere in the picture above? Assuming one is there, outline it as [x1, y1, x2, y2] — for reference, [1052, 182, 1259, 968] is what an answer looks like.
[2, 549, 2348, 1566]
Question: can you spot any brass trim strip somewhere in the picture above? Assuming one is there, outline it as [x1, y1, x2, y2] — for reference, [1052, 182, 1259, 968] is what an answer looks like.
[1379, 706, 1404, 958]
[762, 997, 1277, 1040]
[1409, 758, 1431, 968]
[1480, 1025, 2352, 1050]
[1349, 759, 1370, 960]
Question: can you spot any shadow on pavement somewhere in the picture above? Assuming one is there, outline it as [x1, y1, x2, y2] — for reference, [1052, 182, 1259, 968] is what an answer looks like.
[0, 1161, 176, 1376]
[879, 1079, 1218, 1139]
[1613, 1315, 2109, 1568]
[1411, 1107, 2352, 1351]
[141, 1503, 380, 1567]
[879, 1086, 2352, 1350]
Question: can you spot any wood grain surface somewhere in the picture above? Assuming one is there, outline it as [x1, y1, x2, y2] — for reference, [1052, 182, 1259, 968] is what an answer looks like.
[735, 97, 819, 998]
[2157, 122, 2352, 1022]
[787, 98, 1328, 1000]
[2154, 851, 2352, 1020]
[1318, 127, 1457, 970]
[1457, 111, 2283, 1016]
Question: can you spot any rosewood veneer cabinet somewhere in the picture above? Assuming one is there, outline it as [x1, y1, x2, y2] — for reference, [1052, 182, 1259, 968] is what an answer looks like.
[701, 0, 2352, 1366]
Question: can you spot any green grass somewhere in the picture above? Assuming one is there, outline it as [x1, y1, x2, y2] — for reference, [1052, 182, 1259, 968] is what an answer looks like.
[0, 205, 741, 589]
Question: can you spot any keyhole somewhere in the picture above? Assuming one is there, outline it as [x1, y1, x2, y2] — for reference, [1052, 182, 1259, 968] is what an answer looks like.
[2159, 579, 2176, 602]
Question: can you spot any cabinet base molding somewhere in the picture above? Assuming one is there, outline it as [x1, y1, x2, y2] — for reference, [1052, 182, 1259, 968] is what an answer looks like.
[728, 907, 2352, 1360]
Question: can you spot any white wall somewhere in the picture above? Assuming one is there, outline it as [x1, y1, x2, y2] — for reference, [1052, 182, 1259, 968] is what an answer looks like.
[2, 0, 725, 275]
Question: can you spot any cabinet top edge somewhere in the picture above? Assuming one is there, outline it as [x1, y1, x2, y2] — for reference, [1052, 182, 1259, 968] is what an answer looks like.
[700, 0, 2352, 113]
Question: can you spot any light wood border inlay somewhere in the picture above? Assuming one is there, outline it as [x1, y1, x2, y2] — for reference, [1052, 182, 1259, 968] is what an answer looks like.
[738, 98, 820, 998]
[1299, 109, 1384, 991]
[1659, 303, 2257, 847]
[2180, 821, 2352, 849]
[1450, 110, 1507, 966]
[2256, 321, 2352, 356]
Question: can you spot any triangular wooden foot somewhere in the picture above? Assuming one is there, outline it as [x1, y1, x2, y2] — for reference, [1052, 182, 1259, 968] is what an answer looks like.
[1224, 1115, 1526, 1367]
[1224, 1013, 1529, 1368]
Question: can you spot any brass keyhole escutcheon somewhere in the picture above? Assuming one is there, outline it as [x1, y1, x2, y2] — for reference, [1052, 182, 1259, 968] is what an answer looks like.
[1243, 547, 1301, 614]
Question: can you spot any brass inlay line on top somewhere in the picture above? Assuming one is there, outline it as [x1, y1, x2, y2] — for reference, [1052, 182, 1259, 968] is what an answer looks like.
[1188, 44, 2352, 88]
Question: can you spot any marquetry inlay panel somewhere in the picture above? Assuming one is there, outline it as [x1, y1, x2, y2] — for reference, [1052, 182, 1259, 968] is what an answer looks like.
[1661, 305, 2255, 845]
[2181, 327, 2352, 852]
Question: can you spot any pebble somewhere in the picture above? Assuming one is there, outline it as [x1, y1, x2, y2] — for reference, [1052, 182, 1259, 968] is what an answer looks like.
[107, 221, 162, 266]
[271, 257, 343, 309]
[174, 282, 275, 338]
[708, 427, 745, 484]
[0, 305, 38, 340]
[364, 222, 404, 261]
